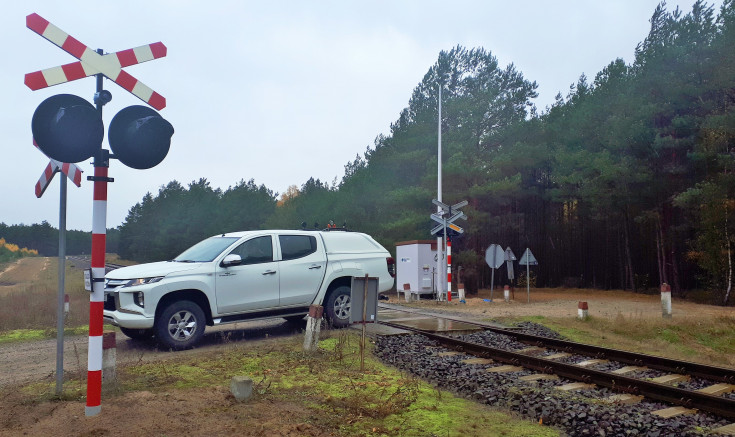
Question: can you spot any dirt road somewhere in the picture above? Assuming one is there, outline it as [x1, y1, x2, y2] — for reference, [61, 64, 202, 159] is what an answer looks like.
[0, 319, 304, 389]
[0, 257, 50, 290]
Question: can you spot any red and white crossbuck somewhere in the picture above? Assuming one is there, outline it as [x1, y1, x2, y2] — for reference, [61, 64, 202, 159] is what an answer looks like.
[24, 13, 167, 110]
[33, 138, 83, 198]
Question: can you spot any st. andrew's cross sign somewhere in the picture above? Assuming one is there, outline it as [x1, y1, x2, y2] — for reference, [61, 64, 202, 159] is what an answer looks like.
[24, 13, 167, 110]
[430, 199, 468, 235]
[33, 138, 82, 198]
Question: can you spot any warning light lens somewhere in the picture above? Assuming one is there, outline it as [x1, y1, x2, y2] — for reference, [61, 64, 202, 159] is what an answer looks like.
[386, 257, 396, 278]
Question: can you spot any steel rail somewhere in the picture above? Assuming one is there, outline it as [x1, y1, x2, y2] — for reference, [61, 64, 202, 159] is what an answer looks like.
[378, 304, 735, 383]
[380, 321, 735, 419]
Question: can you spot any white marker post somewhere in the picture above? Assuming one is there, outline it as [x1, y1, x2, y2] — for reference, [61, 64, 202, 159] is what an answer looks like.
[661, 283, 672, 318]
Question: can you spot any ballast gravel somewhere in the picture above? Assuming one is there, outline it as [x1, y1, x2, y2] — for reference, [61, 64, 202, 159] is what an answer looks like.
[375, 326, 734, 437]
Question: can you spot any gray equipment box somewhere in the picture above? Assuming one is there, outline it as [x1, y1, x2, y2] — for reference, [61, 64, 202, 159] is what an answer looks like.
[350, 276, 378, 324]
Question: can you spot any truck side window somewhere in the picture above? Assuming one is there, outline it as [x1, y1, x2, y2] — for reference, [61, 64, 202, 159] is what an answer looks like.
[231, 236, 273, 265]
[279, 235, 317, 261]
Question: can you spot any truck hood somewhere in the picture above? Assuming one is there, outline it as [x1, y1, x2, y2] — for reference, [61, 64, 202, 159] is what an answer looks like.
[106, 261, 204, 280]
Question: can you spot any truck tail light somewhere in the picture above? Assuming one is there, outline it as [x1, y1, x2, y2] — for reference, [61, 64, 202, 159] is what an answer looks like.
[386, 257, 396, 278]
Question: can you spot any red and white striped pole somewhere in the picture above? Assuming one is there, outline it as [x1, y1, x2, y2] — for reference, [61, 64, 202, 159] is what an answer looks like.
[86, 160, 108, 416]
[86, 67, 109, 417]
[446, 239, 452, 302]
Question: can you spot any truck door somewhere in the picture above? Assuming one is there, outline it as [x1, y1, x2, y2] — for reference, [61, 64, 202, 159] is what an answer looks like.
[215, 235, 279, 314]
[277, 234, 326, 306]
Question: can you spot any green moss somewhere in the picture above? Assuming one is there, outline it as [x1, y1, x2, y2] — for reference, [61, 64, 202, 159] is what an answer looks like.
[0, 329, 46, 344]
[117, 333, 559, 436]
[693, 322, 735, 353]
[658, 328, 679, 343]
[0, 326, 90, 344]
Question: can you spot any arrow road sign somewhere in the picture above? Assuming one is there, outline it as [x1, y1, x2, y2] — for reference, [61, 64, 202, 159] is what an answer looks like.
[24, 13, 167, 110]
[33, 138, 82, 198]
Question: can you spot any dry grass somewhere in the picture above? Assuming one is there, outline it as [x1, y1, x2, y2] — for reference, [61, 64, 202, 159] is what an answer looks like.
[390, 286, 735, 368]
[527, 313, 735, 368]
[0, 257, 89, 332]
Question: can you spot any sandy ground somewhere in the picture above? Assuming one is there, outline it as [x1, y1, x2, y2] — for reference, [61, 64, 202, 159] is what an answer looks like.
[385, 286, 735, 321]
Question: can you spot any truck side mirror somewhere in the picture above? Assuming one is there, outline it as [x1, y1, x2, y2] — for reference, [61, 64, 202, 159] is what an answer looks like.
[221, 254, 242, 267]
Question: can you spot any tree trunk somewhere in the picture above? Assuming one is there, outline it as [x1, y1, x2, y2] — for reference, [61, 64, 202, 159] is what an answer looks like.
[656, 214, 664, 286]
[671, 242, 681, 296]
[618, 230, 626, 290]
[624, 212, 636, 292]
[725, 200, 732, 305]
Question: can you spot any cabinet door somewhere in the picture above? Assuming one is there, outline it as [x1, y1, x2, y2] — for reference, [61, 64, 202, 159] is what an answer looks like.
[278, 235, 326, 306]
[215, 235, 279, 314]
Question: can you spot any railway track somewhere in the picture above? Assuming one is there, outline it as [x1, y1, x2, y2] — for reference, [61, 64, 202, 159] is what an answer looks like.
[376, 305, 735, 429]
[66, 255, 125, 272]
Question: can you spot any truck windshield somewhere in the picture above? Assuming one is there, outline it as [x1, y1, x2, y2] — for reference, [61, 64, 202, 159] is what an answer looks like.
[173, 237, 239, 262]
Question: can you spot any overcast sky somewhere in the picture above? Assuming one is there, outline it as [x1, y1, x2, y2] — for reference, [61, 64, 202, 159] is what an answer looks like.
[1, 0, 724, 232]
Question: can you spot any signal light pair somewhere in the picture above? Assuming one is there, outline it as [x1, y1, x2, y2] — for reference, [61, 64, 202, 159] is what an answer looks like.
[31, 93, 174, 169]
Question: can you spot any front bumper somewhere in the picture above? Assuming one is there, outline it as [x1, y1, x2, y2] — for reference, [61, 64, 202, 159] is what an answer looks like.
[103, 310, 155, 329]
[103, 285, 155, 329]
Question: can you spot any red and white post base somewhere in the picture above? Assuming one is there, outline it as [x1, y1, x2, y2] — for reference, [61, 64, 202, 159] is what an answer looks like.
[578, 301, 589, 319]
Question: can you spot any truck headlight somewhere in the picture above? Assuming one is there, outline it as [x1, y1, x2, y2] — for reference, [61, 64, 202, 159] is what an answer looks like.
[124, 277, 163, 287]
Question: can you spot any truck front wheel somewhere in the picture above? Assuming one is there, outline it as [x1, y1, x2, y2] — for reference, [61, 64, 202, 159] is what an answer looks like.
[325, 285, 351, 328]
[155, 300, 206, 350]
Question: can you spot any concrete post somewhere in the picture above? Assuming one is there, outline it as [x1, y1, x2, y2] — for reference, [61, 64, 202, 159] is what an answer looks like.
[578, 301, 589, 319]
[230, 375, 254, 401]
[504, 285, 510, 302]
[303, 305, 323, 352]
[102, 331, 116, 385]
[661, 283, 672, 318]
[458, 283, 465, 301]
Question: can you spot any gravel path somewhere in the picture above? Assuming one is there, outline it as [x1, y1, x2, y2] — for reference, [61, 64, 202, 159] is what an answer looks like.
[0, 319, 304, 389]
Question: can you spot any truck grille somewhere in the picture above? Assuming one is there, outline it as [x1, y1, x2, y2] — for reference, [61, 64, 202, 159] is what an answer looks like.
[105, 278, 128, 291]
[104, 293, 117, 311]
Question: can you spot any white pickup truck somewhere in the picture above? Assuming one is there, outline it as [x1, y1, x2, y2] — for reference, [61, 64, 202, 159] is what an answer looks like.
[103, 229, 395, 349]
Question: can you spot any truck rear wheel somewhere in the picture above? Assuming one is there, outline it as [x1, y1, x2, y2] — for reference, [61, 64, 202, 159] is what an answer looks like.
[325, 285, 351, 328]
[155, 300, 206, 350]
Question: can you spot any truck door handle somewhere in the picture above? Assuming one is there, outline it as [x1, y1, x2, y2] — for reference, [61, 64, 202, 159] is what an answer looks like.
[262, 270, 277, 275]
[309, 265, 322, 270]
